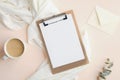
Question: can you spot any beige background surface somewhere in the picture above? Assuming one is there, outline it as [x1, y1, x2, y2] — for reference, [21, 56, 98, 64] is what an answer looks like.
[0, 0, 120, 80]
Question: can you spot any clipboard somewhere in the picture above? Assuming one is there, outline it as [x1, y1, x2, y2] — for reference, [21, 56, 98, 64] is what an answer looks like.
[37, 10, 89, 74]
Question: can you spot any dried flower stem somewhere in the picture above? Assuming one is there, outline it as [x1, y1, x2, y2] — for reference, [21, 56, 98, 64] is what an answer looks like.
[98, 58, 113, 80]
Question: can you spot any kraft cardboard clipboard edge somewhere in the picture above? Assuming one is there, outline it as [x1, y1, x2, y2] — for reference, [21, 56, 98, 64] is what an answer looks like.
[36, 10, 89, 74]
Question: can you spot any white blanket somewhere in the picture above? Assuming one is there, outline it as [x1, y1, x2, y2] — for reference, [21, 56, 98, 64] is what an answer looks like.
[0, 0, 59, 47]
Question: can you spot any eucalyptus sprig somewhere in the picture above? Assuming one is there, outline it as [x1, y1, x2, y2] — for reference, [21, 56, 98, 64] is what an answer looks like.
[98, 58, 113, 80]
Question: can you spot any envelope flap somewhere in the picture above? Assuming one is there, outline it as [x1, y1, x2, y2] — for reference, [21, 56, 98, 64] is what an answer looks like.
[96, 6, 120, 26]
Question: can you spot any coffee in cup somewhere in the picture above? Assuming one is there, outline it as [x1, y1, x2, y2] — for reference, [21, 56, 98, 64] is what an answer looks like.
[2, 38, 25, 60]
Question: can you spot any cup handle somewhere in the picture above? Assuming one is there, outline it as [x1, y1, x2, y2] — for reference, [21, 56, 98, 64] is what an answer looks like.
[0, 47, 8, 60]
[2, 55, 8, 60]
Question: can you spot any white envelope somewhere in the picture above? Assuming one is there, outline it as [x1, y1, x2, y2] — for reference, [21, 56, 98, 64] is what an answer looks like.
[88, 6, 120, 35]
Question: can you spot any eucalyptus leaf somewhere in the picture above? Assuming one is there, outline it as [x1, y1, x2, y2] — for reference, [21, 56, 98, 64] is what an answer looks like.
[99, 72, 106, 79]
[108, 62, 113, 68]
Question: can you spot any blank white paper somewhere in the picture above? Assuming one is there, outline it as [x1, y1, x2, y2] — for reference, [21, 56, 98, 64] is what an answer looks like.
[40, 14, 85, 68]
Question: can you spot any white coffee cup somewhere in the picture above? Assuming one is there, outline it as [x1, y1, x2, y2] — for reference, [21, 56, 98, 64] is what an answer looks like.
[1, 38, 25, 60]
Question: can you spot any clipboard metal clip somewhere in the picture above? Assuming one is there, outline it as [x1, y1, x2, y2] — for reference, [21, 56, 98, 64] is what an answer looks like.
[42, 13, 67, 26]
